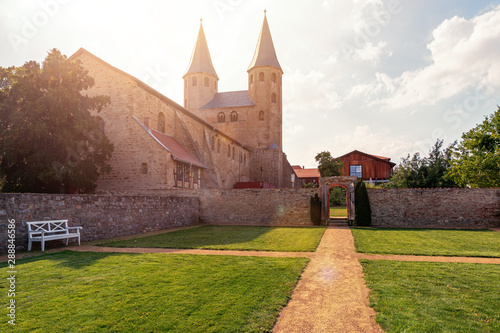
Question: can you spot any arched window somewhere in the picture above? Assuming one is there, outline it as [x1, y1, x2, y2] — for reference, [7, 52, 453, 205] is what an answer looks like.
[250, 75, 253, 84]
[230, 111, 238, 122]
[259, 72, 264, 81]
[232, 146, 235, 160]
[157, 112, 165, 133]
[217, 138, 220, 153]
[192, 77, 197, 86]
[204, 77, 209, 87]
[228, 144, 231, 157]
[211, 136, 215, 151]
[259, 111, 264, 121]
[217, 112, 225, 123]
[271, 73, 276, 83]
[95, 116, 105, 134]
[271, 93, 277, 103]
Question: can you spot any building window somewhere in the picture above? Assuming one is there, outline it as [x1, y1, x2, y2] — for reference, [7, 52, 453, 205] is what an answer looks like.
[141, 163, 148, 174]
[259, 72, 264, 81]
[204, 77, 209, 87]
[158, 112, 165, 133]
[228, 144, 231, 157]
[211, 136, 215, 151]
[259, 111, 264, 121]
[230, 111, 238, 122]
[192, 77, 197, 86]
[250, 74, 253, 84]
[350, 165, 362, 178]
[244, 153, 246, 165]
[232, 146, 235, 160]
[217, 138, 220, 153]
[271, 73, 276, 83]
[271, 93, 277, 103]
[217, 112, 225, 123]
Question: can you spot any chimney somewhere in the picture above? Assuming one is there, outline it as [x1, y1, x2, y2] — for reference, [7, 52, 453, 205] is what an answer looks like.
[144, 117, 151, 130]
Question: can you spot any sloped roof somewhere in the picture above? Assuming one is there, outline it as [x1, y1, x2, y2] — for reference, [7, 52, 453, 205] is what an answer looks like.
[338, 150, 396, 167]
[184, 20, 218, 79]
[134, 117, 207, 169]
[248, 12, 282, 72]
[201, 91, 255, 109]
[294, 168, 320, 179]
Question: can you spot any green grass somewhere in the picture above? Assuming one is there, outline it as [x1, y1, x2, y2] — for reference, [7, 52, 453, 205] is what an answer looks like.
[1, 251, 309, 332]
[352, 228, 500, 257]
[361, 260, 500, 332]
[329, 206, 347, 218]
[97, 226, 326, 252]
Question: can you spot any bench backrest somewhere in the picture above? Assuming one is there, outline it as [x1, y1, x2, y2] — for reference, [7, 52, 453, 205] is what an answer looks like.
[27, 220, 70, 235]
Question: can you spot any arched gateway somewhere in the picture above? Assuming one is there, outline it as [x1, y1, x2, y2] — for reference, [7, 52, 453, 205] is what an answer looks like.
[320, 176, 357, 225]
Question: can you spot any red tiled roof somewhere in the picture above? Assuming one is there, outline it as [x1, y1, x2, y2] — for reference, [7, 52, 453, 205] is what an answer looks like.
[294, 168, 320, 178]
[149, 129, 207, 169]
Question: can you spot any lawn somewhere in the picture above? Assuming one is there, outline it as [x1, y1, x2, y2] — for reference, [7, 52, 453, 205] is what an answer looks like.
[361, 260, 500, 332]
[351, 228, 500, 257]
[97, 225, 326, 252]
[1, 251, 309, 332]
[329, 206, 347, 218]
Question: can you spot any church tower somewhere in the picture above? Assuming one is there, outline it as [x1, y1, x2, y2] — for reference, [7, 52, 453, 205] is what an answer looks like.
[183, 20, 219, 114]
[248, 11, 283, 150]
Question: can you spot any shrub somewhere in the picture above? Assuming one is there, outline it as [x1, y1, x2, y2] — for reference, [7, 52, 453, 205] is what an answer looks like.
[355, 180, 372, 226]
[310, 193, 322, 225]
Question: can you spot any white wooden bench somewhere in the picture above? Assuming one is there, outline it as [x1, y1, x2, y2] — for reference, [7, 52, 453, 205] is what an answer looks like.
[27, 220, 82, 251]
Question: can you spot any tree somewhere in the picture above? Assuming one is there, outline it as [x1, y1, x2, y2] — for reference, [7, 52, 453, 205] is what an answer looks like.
[447, 107, 500, 188]
[385, 139, 456, 188]
[315, 151, 343, 177]
[0, 49, 114, 193]
[354, 179, 371, 226]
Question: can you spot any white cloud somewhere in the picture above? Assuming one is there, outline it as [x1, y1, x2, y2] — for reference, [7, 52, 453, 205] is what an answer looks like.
[377, 5, 500, 111]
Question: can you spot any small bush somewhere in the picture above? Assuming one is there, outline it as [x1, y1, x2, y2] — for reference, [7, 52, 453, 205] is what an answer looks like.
[355, 180, 371, 226]
[310, 193, 322, 225]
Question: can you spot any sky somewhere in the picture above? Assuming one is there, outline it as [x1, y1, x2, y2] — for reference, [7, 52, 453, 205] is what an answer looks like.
[1, 0, 499, 168]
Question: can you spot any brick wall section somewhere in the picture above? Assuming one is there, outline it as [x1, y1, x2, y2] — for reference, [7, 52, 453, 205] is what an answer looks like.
[368, 188, 500, 228]
[199, 188, 319, 226]
[0, 193, 199, 253]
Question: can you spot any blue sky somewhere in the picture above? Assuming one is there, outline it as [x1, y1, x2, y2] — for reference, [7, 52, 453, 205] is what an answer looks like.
[1, 0, 499, 168]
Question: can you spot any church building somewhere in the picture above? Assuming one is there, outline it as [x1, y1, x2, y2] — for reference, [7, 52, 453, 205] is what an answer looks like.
[70, 12, 294, 191]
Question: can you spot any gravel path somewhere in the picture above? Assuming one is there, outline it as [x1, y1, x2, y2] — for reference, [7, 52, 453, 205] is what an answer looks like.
[272, 226, 383, 333]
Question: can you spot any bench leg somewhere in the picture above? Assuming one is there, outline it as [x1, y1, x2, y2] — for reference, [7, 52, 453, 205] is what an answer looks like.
[66, 238, 69, 246]
[41, 240, 45, 252]
[78, 235, 81, 246]
[28, 240, 32, 251]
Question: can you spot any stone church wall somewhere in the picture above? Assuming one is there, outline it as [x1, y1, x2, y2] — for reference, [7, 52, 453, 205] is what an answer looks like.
[368, 188, 500, 228]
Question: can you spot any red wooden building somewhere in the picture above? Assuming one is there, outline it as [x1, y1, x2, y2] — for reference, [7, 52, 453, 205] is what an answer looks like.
[338, 150, 395, 183]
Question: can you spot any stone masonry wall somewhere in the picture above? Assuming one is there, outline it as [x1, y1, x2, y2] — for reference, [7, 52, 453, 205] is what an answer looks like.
[0, 193, 199, 253]
[368, 188, 500, 228]
[199, 188, 319, 226]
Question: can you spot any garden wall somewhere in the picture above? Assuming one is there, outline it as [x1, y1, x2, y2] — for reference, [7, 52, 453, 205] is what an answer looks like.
[0, 193, 200, 253]
[199, 188, 319, 226]
[368, 188, 500, 228]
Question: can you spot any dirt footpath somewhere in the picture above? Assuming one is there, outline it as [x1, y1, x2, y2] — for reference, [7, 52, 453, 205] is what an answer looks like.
[272, 226, 383, 333]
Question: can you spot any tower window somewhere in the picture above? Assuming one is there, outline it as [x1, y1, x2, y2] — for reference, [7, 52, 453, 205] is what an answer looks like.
[211, 136, 215, 151]
[271, 93, 277, 103]
[259, 111, 264, 121]
[230, 111, 238, 122]
[271, 73, 276, 83]
[232, 146, 235, 160]
[250, 75, 253, 84]
[204, 77, 209, 87]
[141, 163, 148, 174]
[158, 112, 165, 133]
[217, 138, 220, 154]
[228, 144, 230, 157]
[192, 77, 197, 86]
[217, 112, 225, 123]
[259, 72, 264, 81]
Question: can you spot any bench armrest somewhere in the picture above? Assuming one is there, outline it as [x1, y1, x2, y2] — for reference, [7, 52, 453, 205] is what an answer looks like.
[67, 227, 83, 230]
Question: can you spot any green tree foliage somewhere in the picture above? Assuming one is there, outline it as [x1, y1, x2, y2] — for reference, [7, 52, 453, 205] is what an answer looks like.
[447, 107, 500, 188]
[310, 193, 322, 225]
[385, 139, 456, 188]
[315, 151, 343, 177]
[0, 49, 114, 193]
[354, 180, 371, 226]
[330, 186, 347, 206]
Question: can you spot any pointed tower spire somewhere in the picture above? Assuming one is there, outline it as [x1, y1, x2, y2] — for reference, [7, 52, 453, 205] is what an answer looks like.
[184, 19, 218, 79]
[248, 11, 282, 73]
